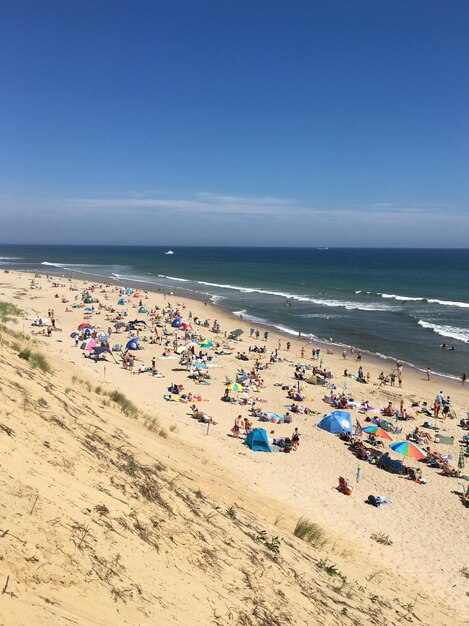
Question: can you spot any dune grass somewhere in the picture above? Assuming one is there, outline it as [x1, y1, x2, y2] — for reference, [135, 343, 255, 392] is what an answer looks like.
[371, 532, 393, 546]
[109, 390, 139, 417]
[0, 301, 22, 322]
[18, 347, 51, 373]
[293, 518, 327, 548]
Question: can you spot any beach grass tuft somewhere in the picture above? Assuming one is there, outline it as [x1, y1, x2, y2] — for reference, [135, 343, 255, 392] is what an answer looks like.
[460, 566, 469, 579]
[109, 390, 139, 417]
[18, 348, 32, 362]
[0, 301, 22, 322]
[17, 347, 51, 373]
[371, 532, 393, 546]
[225, 505, 237, 519]
[30, 352, 51, 373]
[293, 517, 327, 547]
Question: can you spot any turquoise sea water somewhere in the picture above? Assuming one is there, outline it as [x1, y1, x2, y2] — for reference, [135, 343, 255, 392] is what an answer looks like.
[1, 245, 468, 379]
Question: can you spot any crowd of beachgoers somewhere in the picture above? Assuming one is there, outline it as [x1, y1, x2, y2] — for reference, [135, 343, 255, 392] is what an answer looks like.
[28, 274, 469, 483]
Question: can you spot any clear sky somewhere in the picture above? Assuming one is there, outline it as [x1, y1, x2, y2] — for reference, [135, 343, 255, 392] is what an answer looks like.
[1, 0, 468, 246]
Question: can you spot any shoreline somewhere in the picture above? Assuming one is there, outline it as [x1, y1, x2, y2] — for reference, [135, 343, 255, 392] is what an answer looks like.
[31, 265, 465, 389]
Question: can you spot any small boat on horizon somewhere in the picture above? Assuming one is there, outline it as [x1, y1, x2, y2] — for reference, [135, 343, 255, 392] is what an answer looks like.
[165, 250, 174, 255]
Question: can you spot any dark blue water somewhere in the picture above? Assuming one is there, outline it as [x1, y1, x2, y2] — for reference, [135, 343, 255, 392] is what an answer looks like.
[1, 245, 468, 379]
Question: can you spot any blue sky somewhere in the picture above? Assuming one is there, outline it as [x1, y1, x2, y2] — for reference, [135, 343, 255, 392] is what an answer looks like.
[1, 0, 468, 246]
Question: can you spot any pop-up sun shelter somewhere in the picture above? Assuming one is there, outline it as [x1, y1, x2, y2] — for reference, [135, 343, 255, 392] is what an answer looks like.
[244, 428, 271, 452]
[317, 411, 352, 435]
[126, 338, 139, 350]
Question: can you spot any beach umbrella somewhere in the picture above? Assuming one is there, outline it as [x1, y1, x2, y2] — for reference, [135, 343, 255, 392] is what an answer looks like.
[200, 339, 213, 349]
[84, 307, 94, 312]
[458, 447, 465, 471]
[78, 323, 92, 330]
[133, 292, 141, 298]
[389, 441, 428, 460]
[181, 322, 193, 331]
[118, 298, 126, 305]
[230, 329, 244, 338]
[114, 322, 126, 329]
[84, 338, 97, 351]
[126, 338, 139, 350]
[228, 382, 244, 391]
[126, 288, 133, 294]
[172, 318, 182, 328]
[71, 302, 80, 308]
[363, 425, 394, 441]
[70, 332, 78, 338]
[138, 306, 147, 313]
[98, 334, 109, 341]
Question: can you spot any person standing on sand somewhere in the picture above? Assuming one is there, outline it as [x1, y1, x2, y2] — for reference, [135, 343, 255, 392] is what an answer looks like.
[462, 372, 467, 386]
[342, 349, 347, 359]
[231, 415, 242, 438]
[426, 368, 431, 381]
[301, 347, 305, 359]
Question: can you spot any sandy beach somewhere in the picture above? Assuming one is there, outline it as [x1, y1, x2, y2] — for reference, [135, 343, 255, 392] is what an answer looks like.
[0, 268, 468, 625]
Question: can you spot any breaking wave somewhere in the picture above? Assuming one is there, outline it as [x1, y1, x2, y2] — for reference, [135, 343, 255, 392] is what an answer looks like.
[417, 320, 469, 343]
[381, 293, 469, 309]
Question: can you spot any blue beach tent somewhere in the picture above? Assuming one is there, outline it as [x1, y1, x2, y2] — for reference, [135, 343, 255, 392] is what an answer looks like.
[317, 411, 352, 435]
[244, 428, 271, 452]
[126, 338, 139, 350]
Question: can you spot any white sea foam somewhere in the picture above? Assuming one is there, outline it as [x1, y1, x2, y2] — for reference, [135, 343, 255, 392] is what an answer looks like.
[0, 256, 22, 260]
[300, 313, 343, 319]
[272, 324, 302, 337]
[160, 276, 398, 310]
[308, 299, 395, 311]
[381, 293, 469, 308]
[158, 274, 189, 282]
[210, 295, 225, 303]
[232, 310, 268, 324]
[418, 320, 469, 343]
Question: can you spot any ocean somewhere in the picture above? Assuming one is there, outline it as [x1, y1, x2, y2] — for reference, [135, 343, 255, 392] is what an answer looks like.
[1, 245, 468, 380]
